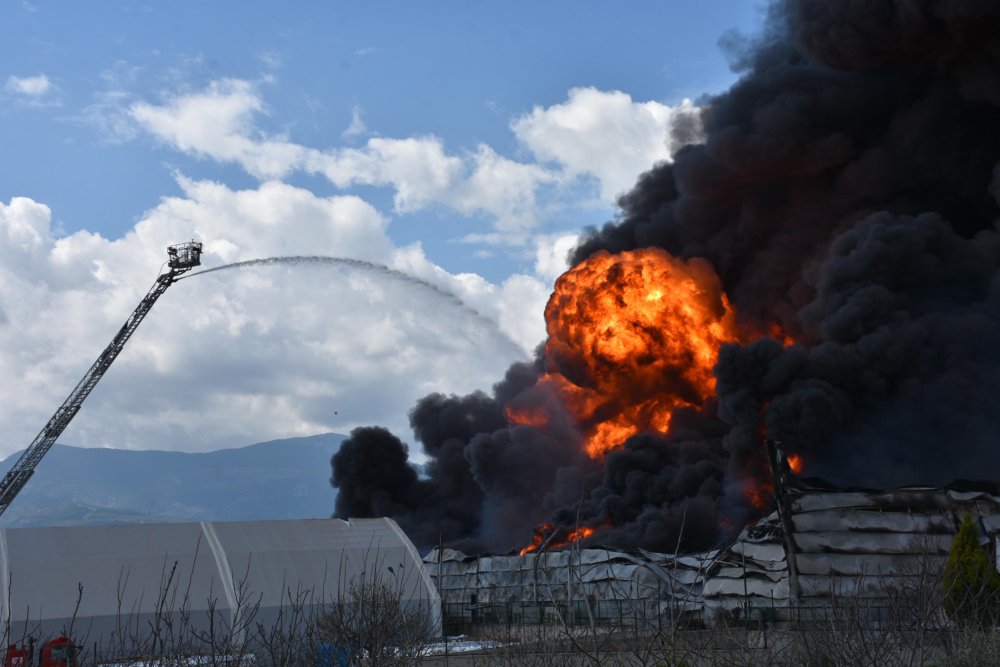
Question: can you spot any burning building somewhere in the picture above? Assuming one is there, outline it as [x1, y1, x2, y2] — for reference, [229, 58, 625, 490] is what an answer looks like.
[424, 544, 710, 628]
[699, 445, 1000, 618]
[425, 456, 1000, 628]
[333, 0, 1000, 560]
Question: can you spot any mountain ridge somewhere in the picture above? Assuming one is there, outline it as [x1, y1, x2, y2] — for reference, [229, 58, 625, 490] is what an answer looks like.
[0, 433, 346, 528]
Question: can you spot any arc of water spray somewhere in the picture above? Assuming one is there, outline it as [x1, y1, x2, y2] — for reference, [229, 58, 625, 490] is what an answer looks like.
[180, 256, 524, 354]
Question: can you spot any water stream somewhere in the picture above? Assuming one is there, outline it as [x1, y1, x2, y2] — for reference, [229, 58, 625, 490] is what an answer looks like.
[181, 256, 523, 354]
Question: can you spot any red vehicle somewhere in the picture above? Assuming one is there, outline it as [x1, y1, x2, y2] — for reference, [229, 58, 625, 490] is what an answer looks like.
[4, 637, 78, 667]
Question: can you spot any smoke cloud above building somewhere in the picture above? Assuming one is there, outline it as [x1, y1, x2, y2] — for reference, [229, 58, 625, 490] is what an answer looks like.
[332, 0, 1000, 554]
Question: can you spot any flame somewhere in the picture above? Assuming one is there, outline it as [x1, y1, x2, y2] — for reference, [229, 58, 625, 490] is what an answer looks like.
[767, 322, 795, 348]
[507, 247, 795, 546]
[518, 523, 552, 555]
[519, 523, 599, 555]
[508, 248, 741, 458]
[787, 453, 803, 474]
[744, 482, 773, 510]
[504, 403, 549, 429]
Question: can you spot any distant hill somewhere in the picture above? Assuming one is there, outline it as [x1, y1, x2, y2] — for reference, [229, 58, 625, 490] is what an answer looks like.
[0, 433, 345, 528]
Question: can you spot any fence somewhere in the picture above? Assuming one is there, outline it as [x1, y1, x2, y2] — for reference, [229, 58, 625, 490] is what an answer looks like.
[440, 597, 928, 638]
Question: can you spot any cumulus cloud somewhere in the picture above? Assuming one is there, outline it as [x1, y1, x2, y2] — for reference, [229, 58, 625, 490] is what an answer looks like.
[131, 81, 552, 234]
[131, 79, 305, 179]
[512, 87, 699, 200]
[0, 76, 705, 461]
[127, 79, 691, 240]
[533, 232, 581, 284]
[312, 139, 554, 232]
[0, 186, 537, 458]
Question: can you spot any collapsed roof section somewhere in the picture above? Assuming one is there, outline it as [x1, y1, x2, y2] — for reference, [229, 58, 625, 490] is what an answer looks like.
[702, 443, 1000, 614]
[424, 546, 714, 622]
[427, 450, 1000, 622]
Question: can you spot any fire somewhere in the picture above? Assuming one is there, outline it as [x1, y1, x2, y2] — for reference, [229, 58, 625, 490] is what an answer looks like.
[787, 453, 803, 474]
[519, 524, 598, 555]
[508, 248, 741, 457]
[518, 523, 551, 555]
[744, 482, 773, 510]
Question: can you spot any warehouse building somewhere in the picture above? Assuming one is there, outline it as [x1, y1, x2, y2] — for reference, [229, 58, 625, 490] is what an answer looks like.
[0, 517, 440, 658]
[427, 445, 1000, 629]
[702, 445, 1000, 621]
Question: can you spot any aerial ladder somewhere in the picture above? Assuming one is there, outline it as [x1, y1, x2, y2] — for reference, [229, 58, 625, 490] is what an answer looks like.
[0, 241, 203, 518]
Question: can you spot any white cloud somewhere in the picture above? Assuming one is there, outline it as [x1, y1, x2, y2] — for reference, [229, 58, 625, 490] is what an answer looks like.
[128, 80, 555, 235]
[0, 186, 535, 458]
[312, 136, 464, 211]
[314, 139, 554, 233]
[258, 51, 282, 70]
[78, 89, 139, 143]
[73, 62, 143, 142]
[453, 145, 553, 232]
[127, 81, 313, 179]
[493, 274, 549, 354]
[533, 232, 581, 284]
[126, 79, 697, 243]
[512, 87, 699, 200]
[0, 197, 51, 255]
[389, 243, 547, 354]
[6, 74, 51, 97]
[341, 105, 367, 139]
[130, 79, 305, 179]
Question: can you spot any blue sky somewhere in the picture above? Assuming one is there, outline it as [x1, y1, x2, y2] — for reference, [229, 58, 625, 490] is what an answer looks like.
[0, 1, 765, 455]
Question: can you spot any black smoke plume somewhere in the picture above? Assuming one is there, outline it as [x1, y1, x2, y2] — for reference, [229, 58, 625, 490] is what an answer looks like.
[333, 0, 1000, 554]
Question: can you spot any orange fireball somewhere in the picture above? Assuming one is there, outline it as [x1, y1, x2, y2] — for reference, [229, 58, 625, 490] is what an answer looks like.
[509, 248, 742, 458]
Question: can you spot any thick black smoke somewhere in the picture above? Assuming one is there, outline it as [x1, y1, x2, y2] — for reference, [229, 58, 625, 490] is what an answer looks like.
[334, 0, 1000, 554]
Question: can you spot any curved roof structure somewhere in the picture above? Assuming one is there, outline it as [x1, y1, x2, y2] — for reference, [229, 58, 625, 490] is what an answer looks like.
[0, 518, 439, 659]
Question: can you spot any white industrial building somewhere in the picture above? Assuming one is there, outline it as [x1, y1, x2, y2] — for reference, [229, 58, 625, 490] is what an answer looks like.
[0, 518, 440, 658]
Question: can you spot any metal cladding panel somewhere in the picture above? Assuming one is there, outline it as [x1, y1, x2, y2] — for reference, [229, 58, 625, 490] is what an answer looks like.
[980, 514, 1000, 533]
[792, 510, 955, 533]
[787, 490, 954, 514]
[667, 569, 703, 586]
[578, 549, 631, 565]
[424, 548, 469, 563]
[703, 577, 789, 599]
[798, 574, 924, 598]
[945, 490, 997, 502]
[794, 532, 953, 555]
[795, 553, 947, 576]
[713, 567, 786, 583]
[790, 492, 880, 513]
[426, 548, 687, 607]
[705, 595, 784, 611]
[728, 541, 786, 563]
[540, 551, 571, 569]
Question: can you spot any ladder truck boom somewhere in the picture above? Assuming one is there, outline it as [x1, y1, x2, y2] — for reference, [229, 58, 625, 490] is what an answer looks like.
[0, 241, 203, 518]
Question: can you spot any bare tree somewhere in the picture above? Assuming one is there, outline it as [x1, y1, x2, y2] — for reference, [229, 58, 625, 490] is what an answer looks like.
[316, 548, 436, 667]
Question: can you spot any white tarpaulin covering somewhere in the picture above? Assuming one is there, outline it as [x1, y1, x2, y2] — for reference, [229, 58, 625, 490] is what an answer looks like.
[0, 518, 440, 652]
